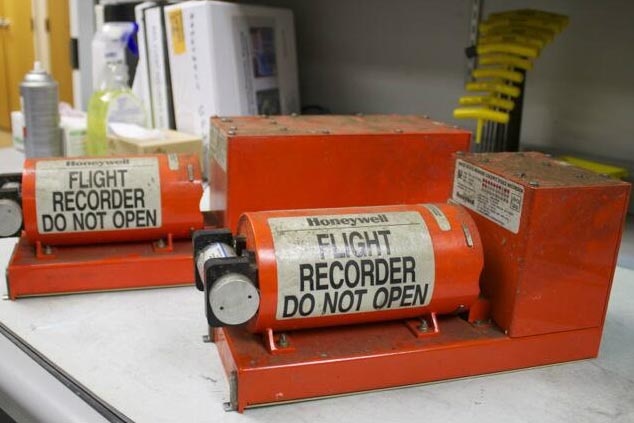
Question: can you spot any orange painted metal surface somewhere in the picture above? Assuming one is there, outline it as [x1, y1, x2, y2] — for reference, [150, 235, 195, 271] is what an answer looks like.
[452, 152, 631, 337]
[21, 154, 203, 246]
[214, 321, 603, 412]
[209, 115, 471, 231]
[6, 237, 194, 299]
[237, 204, 483, 333]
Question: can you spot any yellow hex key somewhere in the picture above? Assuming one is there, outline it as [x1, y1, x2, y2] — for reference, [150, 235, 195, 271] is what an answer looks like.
[480, 18, 565, 35]
[453, 107, 509, 144]
[476, 43, 539, 59]
[459, 95, 515, 111]
[488, 10, 569, 28]
[472, 68, 524, 83]
[477, 54, 533, 71]
[479, 34, 546, 49]
[466, 81, 521, 98]
[482, 26, 554, 44]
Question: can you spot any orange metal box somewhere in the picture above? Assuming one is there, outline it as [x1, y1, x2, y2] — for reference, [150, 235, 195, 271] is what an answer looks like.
[451, 152, 631, 337]
[208, 115, 471, 231]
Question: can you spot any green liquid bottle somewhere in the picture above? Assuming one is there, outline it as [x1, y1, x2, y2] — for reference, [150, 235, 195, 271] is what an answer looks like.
[86, 64, 146, 155]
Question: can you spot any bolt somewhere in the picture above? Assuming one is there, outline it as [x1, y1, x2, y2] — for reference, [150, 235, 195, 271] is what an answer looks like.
[516, 172, 527, 178]
[228, 130, 236, 136]
[419, 319, 429, 332]
[202, 335, 211, 343]
[44, 245, 53, 255]
[529, 180, 539, 187]
[291, 112, 298, 117]
[157, 239, 166, 248]
[394, 128, 403, 134]
[423, 115, 430, 119]
[456, 151, 465, 156]
[278, 333, 289, 348]
[321, 129, 330, 134]
[220, 117, 232, 123]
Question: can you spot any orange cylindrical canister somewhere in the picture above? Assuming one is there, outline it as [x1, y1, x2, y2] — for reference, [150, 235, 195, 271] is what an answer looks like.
[21, 154, 203, 245]
[236, 203, 483, 333]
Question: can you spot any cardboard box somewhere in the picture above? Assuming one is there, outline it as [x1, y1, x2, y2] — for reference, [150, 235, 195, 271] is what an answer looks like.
[209, 115, 471, 231]
[108, 129, 202, 156]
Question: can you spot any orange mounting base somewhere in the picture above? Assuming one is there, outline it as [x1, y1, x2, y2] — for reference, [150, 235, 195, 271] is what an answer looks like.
[6, 236, 195, 299]
[213, 316, 602, 412]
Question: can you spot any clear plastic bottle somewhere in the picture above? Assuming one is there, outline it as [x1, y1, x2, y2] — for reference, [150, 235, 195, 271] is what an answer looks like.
[86, 63, 147, 155]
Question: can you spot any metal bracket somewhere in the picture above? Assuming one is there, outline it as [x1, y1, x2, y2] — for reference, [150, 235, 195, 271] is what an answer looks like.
[263, 328, 296, 355]
[223, 372, 238, 412]
[405, 313, 440, 338]
[466, 0, 484, 83]
[152, 233, 174, 253]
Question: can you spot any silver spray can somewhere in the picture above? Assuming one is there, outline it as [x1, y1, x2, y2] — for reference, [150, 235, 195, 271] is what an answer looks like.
[20, 61, 62, 157]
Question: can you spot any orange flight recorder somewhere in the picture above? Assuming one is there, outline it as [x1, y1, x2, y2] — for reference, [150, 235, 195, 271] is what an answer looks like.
[4, 154, 205, 298]
[194, 152, 630, 412]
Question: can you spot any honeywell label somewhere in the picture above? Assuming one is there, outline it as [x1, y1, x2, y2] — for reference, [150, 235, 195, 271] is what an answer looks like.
[35, 157, 162, 233]
[452, 159, 524, 233]
[269, 212, 435, 320]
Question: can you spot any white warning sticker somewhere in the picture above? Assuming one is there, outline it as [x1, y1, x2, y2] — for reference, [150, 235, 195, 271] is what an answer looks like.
[269, 211, 435, 320]
[452, 159, 524, 233]
[35, 157, 162, 233]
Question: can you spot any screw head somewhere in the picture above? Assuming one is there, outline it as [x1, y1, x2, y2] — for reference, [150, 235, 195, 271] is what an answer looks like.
[278, 333, 289, 348]
[228, 130, 236, 136]
[529, 180, 540, 187]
